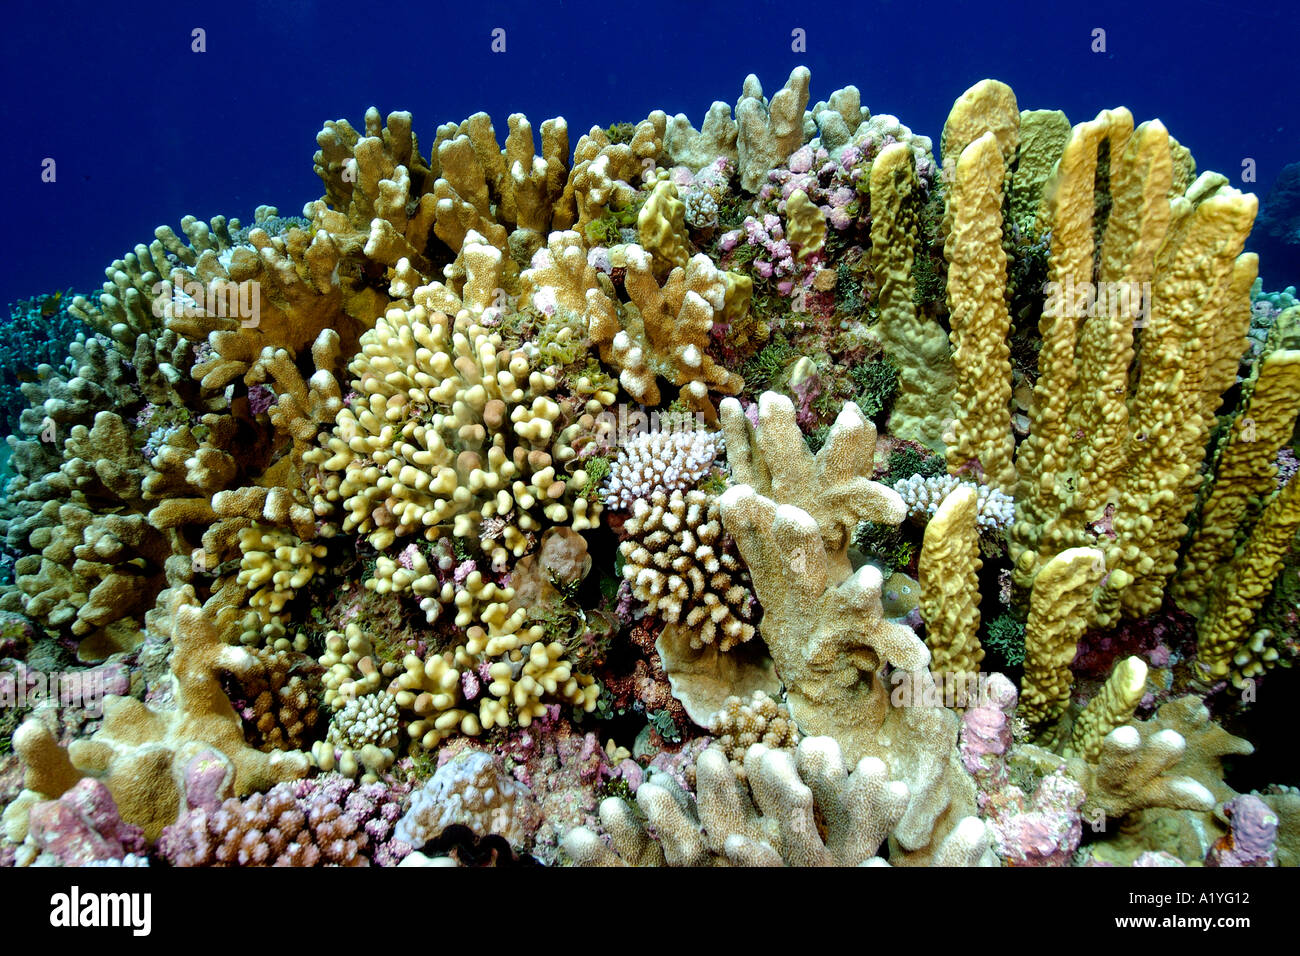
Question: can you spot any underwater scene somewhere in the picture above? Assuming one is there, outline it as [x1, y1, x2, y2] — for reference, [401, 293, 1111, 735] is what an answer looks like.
[2, 0, 1299, 896]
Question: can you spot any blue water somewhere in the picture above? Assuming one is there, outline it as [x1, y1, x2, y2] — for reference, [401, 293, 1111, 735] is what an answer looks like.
[1, 0, 1297, 305]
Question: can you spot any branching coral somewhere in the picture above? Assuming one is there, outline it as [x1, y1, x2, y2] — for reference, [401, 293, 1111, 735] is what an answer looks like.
[602, 428, 719, 510]
[306, 292, 601, 577]
[158, 774, 409, 866]
[592, 245, 745, 417]
[1064, 697, 1251, 820]
[718, 392, 978, 862]
[619, 488, 755, 651]
[706, 690, 800, 783]
[893, 473, 1015, 531]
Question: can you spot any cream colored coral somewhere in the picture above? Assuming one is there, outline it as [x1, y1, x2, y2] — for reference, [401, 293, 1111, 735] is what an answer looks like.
[553, 122, 656, 234]
[619, 488, 755, 651]
[664, 102, 739, 171]
[1039, 697, 1251, 829]
[717, 393, 979, 864]
[735, 67, 810, 193]
[565, 737, 992, 867]
[389, 651, 477, 747]
[366, 549, 513, 628]
[306, 297, 600, 581]
[313, 692, 399, 782]
[26, 586, 309, 841]
[893, 473, 1014, 530]
[707, 691, 799, 782]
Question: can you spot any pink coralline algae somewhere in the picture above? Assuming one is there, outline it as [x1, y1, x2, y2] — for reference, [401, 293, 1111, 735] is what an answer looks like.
[180, 748, 236, 813]
[157, 773, 411, 867]
[25, 778, 147, 866]
[983, 769, 1086, 867]
[761, 144, 863, 234]
[1275, 448, 1299, 488]
[247, 384, 276, 416]
[1206, 794, 1278, 867]
[397, 543, 422, 571]
[461, 667, 482, 701]
[722, 214, 811, 293]
[959, 673, 1017, 782]
[453, 559, 477, 586]
[961, 675, 1085, 866]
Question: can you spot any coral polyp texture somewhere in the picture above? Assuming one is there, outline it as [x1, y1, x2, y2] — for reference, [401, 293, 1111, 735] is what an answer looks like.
[1, 66, 1297, 871]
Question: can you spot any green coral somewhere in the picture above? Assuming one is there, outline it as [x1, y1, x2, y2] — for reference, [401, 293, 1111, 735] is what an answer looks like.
[910, 252, 946, 310]
[835, 261, 865, 315]
[884, 445, 947, 485]
[584, 216, 623, 247]
[849, 357, 900, 421]
[853, 521, 918, 577]
[581, 456, 610, 503]
[984, 613, 1026, 668]
[738, 333, 798, 394]
[605, 122, 637, 145]
[806, 423, 832, 454]
[647, 707, 682, 744]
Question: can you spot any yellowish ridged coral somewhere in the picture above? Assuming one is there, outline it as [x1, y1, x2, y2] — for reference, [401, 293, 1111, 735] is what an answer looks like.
[1065, 655, 1148, 761]
[918, 485, 984, 679]
[943, 130, 1016, 493]
[1019, 548, 1105, 729]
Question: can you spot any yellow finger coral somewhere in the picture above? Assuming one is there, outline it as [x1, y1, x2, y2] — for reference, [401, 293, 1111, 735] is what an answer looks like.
[305, 294, 600, 582]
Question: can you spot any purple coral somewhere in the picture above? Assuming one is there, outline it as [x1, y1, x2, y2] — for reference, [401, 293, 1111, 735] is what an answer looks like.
[1206, 794, 1278, 867]
[247, 384, 276, 416]
[157, 773, 411, 866]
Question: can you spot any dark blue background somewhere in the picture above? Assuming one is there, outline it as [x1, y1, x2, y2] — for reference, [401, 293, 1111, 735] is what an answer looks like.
[2, 0, 1297, 306]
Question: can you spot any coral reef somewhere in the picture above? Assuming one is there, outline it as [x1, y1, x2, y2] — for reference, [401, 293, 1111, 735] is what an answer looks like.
[1, 64, 1295, 874]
